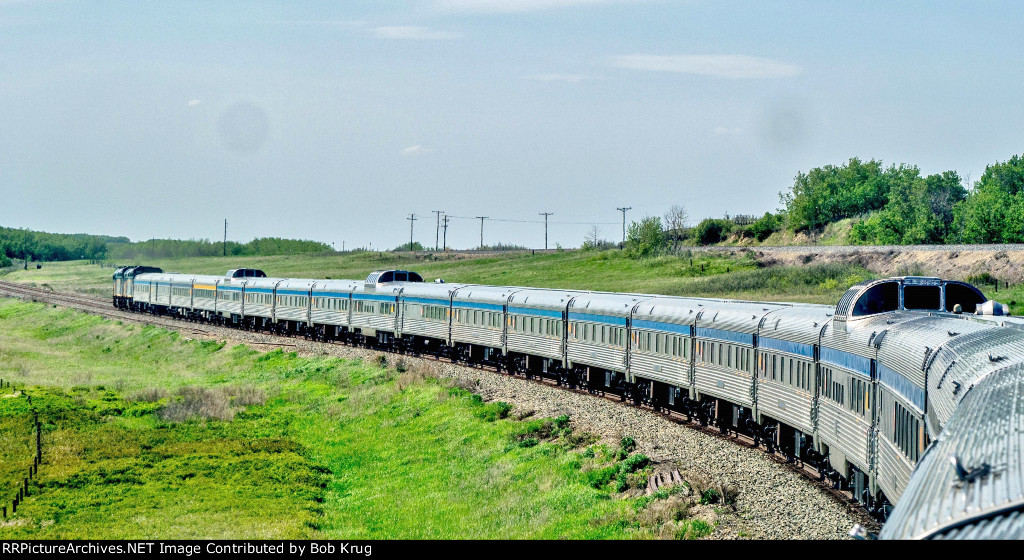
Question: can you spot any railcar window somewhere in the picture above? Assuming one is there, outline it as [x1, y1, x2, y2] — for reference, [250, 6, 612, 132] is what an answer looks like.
[945, 283, 985, 313]
[852, 281, 900, 316]
[904, 285, 941, 310]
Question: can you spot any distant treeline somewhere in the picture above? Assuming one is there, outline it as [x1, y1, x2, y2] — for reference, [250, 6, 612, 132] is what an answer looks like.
[107, 237, 333, 260]
[683, 153, 1024, 246]
[0, 227, 332, 267]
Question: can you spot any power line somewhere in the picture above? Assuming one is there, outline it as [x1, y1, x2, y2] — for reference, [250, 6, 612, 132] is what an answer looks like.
[432, 210, 443, 251]
[616, 207, 631, 245]
[440, 214, 618, 225]
[539, 212, 553, 250]
[442, 214, 450, 252]
[476, 216, 488, 249]
[406, 214, 417, 251]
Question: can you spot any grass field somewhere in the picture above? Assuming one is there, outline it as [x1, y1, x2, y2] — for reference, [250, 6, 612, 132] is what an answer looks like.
[0, 300, 718, 539]
[2, 248, 872, 305]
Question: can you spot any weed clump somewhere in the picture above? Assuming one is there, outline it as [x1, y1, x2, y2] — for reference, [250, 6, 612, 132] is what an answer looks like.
[128, 387, 169, 402]
[223, 385, 267, 407]
[157, 386, 233, 422]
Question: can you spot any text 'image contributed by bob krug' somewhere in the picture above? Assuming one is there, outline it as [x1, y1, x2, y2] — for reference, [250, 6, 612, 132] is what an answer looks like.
[1, 542, 373, 557]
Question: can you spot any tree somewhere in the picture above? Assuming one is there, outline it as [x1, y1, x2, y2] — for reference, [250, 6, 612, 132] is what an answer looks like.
[692, 219, 733, 245]
[952, 155, 1024, 243]
[625, 216, 666, 257]
[663, 205, 688, 250]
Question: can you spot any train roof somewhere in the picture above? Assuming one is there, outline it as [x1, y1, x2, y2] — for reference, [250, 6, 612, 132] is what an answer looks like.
[881, 362, 1024, 540]
[758, 304, 834, 347]
[508, 288, 589, 312]
[399, 282, 466, 300]
[697, 300, 786, 337]
[568, 292, 654, 318]
[452, 284, 521, 305]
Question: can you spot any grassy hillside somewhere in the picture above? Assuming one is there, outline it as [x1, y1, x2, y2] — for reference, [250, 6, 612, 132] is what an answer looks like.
[3, 249, 870, 305]
[0, 300, 716, 539]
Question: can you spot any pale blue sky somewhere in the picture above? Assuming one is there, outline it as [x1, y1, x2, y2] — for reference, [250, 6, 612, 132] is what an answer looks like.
[2, 1, 1021, 250]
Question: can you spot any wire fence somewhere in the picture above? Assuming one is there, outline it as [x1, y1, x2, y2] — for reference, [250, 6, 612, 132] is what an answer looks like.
[0, 380, 44, 519]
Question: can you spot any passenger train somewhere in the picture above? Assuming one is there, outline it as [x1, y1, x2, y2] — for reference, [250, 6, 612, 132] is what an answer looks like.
[111, 265, 1024, 539]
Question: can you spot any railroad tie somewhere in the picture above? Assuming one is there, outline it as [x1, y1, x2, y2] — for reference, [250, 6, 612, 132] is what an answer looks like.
[672, 470, 683, 485]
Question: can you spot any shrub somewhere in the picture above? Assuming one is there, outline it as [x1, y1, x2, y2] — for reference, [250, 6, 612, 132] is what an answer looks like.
[621, 453, 650, 473]
[625, 216, 667, 258]
[157, 386, 233, 422]
[475, 401, 512, 422]
[692, 219, 733, 245]
[222, 385, 267, 407]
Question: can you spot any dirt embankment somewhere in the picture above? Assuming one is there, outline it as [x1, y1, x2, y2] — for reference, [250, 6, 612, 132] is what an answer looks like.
[754, 248, 1024, 284]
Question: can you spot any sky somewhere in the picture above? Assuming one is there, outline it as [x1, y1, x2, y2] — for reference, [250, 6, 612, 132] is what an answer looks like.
[1, 0, 1022, 250]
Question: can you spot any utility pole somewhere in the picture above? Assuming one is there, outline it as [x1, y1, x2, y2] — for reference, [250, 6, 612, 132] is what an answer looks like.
[223, 219, 227, 257]
[432, 210, 443, 251]
[538, 212, 553, 250]
[407, 214, 417, 251]
[476, 216, 488, 250]
[616, 207, 631, 246]
[442, 214, 450, 252]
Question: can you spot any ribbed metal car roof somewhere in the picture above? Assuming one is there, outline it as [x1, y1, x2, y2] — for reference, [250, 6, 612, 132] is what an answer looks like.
[399, 282, 465, 299]
[696, 300, 786, 336]
[568, 292, 654, 317]
[758, 304, 833, 346]
[507, 288, 583, 312]
[632, 297, 711, 326]
[880, 362, 1024, 540]
[452, 285, 522, 305]
[925, 326, 1024, 434]
[876, 315, 995, 391]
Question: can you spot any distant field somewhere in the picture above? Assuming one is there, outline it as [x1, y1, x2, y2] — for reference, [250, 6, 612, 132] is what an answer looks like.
[0, 300, 716, 539]
[1, 249, 873, 305]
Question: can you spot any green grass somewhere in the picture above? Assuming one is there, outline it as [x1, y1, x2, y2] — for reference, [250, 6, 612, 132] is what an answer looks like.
[0, 300, 714, 539]
[4, 248, 869, 305]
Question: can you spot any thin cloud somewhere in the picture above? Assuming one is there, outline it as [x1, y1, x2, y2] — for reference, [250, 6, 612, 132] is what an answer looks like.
[713, 126, 740, 136]
[401, 145, 434, 156]
[434, 0, 638, 12]
[608, 54, 802, 79]
[523, 73, 594, 83]
[187, 99, 202, 107]
[373, 26, 461, 40]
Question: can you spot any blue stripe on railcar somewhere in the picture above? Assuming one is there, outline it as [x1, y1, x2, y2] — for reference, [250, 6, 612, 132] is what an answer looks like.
[453, 301, 504, 312]
[820, 346, 872, 377]
[508, 306, 562, 319]
[696, 327, 753, 346]
[759, 336, 815, 359]
[404, 297, 451, 307]
[311, 291, 353, 298]
[632, 319, 692, 336]
[877, 363, 926, 412]
[219, 286, 242, 292]
[245, 288, 274, 294]
[568, 312, 628, 326]
[277, 289, 312, 296]
[352, 294, 398, 302]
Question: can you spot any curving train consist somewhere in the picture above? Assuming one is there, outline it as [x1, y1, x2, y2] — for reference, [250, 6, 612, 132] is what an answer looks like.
[112, 265, 1024, 539]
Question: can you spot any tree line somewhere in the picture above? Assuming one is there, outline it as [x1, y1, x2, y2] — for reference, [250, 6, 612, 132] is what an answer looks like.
[0, 227, 332, 266]
[607, 152, 1024, 256]
[781, 153, 1024, 244]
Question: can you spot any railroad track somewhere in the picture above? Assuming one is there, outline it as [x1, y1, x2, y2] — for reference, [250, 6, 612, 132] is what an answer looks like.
[0, 280, 868, 523]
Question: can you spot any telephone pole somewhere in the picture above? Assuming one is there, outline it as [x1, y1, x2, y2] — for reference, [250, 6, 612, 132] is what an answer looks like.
[616, 207, 631, 246]
[476, 216, 488, 250]
[407, 214, 417, 251]
[539, 212, 553, 250]
[432, 210, 443, 251]
[442, 214, 450, 252]
[223, 219, 227, 257]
